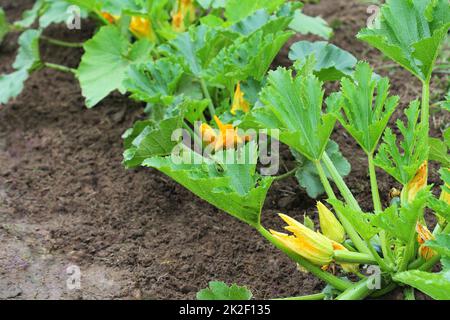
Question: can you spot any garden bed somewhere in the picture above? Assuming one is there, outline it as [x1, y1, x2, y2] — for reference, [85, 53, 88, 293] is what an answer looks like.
[0, 0, 448, 299]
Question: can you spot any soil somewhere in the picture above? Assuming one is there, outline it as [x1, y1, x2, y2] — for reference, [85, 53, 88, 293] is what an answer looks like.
[0, 0, 448, 300]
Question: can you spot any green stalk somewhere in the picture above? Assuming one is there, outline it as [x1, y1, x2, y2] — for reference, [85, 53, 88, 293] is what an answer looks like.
[334, 250, 377, 265]
[315, 157, 370, 256]
[41, 35, 84, 48]
[366, 239, 392, 272]
[368, 153, 382, 212]
[322, 152, 361, 211]
[274, 167, 298, 181]
[258, 227, 352, 291]
[335, 278, 374, 300]
[314, 160, 336, 199]
[404, 287, 415, 300]
[200, 79, 216, 117]
[44, 62, 76, 74]
[272, 293, 325, 300]
[368, 152, 394, 265]
[370, 282, 397, 298]
[421, 81, 430, 134]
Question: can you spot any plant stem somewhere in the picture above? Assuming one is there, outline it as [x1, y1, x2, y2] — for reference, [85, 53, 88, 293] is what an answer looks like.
[335, 278, 373, 300]
[421, 81, 430, 134]
[272, 293, 325, 300]
[334, 250, 377, 265]
[274, 167, 298, 181]
[322, 152, 361, 211]
[368, 153, 394, 265]
[366, 239, 391, 272]
[368, 153, 382, 212]
[370, 282, 397, 298]
[258, 227, 352, 291]
[44, 62, 76, 74]
[314, 160, 336, 199]
[200, 79, 215, 117]
[315, 157, 370, 256]
[404, 287, 415, 300]
[41, 35, 84, 48]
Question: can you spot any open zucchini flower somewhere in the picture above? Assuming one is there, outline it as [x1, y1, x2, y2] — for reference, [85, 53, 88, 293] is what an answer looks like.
[317, 201, 345, 243]
[101, 12, 120, 24]
[230, 82, 250, 115]
[416, 223, 436, 260]
[129, 16, 157, 42]
[402, 161, 427, 204]
[270, 214, 358, 273]
[200, 116, 250, 151]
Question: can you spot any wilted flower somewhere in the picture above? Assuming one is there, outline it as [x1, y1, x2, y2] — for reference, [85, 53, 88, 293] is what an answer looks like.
[180, 0, 196, 23]
[172, 0, 196, 32]
[230, 82, 250, 115]
[416, 223, 436, 260]
[129, 16, 156, 42]
[200, 116, 250, 151]
[402, 161, 427, 203]
[317, 201, 345, 243]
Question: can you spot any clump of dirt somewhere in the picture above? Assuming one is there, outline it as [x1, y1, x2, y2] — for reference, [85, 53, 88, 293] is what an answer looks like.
[0, 0, 447, 300]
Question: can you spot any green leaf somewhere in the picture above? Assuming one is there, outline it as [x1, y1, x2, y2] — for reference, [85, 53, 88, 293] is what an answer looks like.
[124, 57, 184, 105]
[0, 7, 9, 44]
[444, 127, 450, 148]
[162, 25, 238, 77]
[426, 234, 450, 258]
[14, 0, 44, 28]
[371, 187, 431, 242]
[64, 0, 102, 12]
[197, 281, 252, 300]
[205, 29, 293, 88]
[123, 112, 185, 168]
[77, 25, 153, 108]
[427, 198, 450, 222]
[375, 100, 428, 185]
[328, 199, 379, 241]
[142, 142, 274, 227]
[0, 69, 29, 105]
[39, 0, 88, 28]
[334, 62, 399, 154]
[13, 29, 42, 70]
[289, 41, 357, 82]
[251, 61, 337, 161]
[393, 270, 450, 300]
[294, 140, 351, 198]
[224, 0, 286, 24]
[357, 0, 450, 82]
[428, 137, 450, 166]
[0, 29, 42, 105]
[289, 11, 333, 40]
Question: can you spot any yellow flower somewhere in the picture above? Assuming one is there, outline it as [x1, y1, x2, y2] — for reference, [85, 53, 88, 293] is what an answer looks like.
[101, 12, 119, 24]
[271, 213, 358, 273]
[270, 213, 334, 267]
[129, 16, 156, 42]
[200, 116, 250, 151]
[332, 242, 359, 274]
[180, 0, 196, 23]
[172, 10, 186, 32]
[402, 161, 427, 203]
[416, 223, 436, 260]
[317, 201, 345, 243]
[230, 82, 250, 115]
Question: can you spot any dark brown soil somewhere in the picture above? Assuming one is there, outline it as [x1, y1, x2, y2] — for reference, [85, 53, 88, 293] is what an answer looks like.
[0, 0, 448, 300]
